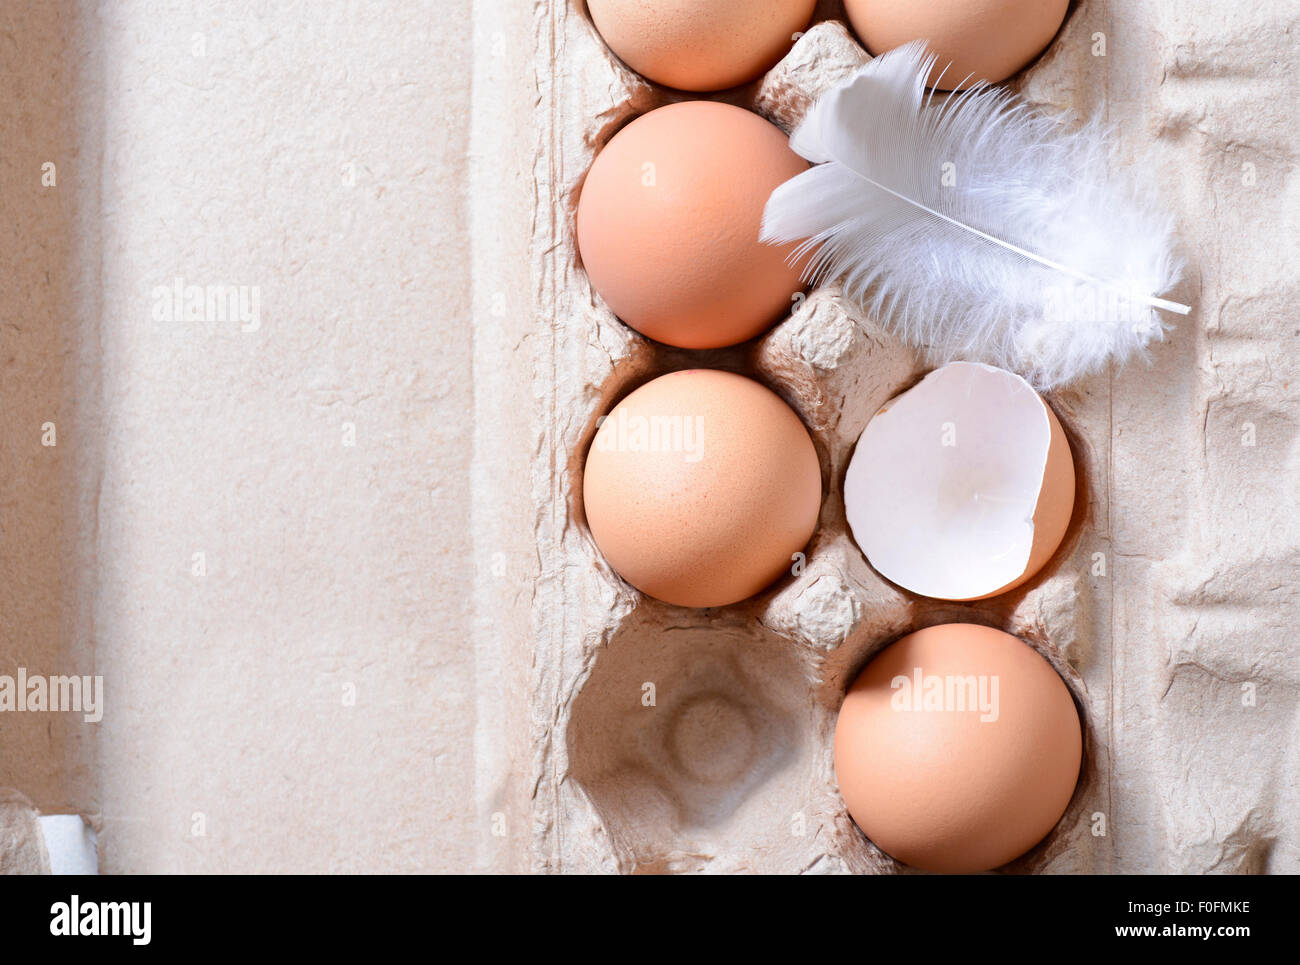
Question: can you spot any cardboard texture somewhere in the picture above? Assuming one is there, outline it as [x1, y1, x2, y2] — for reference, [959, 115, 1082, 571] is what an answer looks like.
[1, 0, 1295, 873]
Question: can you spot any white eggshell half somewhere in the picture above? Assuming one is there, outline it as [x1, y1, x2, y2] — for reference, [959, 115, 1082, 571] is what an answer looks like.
[844, 362, 1075, 601]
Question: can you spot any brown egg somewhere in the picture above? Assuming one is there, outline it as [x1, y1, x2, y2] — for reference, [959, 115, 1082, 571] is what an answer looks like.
[834, 624, 1082, 873]
[587, 0, 817, 92]
[577, 102, 808, 349]
[583, 369, 821, 608]
[843, 0, 1069, 90]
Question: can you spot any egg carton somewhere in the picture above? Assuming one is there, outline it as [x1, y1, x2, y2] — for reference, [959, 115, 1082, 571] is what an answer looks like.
[529, 2, 1111, 873]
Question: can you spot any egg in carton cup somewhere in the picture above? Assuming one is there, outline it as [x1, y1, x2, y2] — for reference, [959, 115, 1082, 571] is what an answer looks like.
[534, 5, 1105, 874]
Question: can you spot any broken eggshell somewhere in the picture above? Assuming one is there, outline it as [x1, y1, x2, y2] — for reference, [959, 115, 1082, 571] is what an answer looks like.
[844, 361, 1074, 601]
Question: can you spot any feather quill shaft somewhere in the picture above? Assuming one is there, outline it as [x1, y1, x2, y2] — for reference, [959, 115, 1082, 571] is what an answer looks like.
[761, 42, 1188, 388]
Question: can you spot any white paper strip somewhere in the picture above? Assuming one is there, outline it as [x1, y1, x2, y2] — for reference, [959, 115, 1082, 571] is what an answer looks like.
[38, 815, 98, 875]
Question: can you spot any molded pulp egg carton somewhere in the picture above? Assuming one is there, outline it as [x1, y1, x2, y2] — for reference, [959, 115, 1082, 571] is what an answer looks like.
[530, 1, 1111, 874]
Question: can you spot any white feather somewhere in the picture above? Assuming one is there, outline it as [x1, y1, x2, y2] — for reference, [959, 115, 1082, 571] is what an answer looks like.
[761, 42, 1188, 389]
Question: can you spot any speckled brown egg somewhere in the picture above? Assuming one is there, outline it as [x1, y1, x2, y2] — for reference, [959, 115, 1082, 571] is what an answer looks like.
[577, 101, 808, 349]
[587, 0, 817, 92]
[582, 369, 821, 608]
[834, 623, 1082, 873]
[844, 0, 1069, 90]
